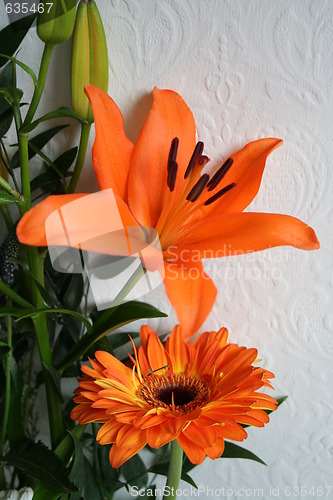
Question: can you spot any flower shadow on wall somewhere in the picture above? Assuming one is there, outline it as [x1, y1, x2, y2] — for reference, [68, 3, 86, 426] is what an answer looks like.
[17, 86, 319, 339]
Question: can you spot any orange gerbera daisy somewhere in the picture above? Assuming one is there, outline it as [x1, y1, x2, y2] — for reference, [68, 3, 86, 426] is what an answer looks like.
[71, 325, 277, 468]
[17, 87, 319, 338]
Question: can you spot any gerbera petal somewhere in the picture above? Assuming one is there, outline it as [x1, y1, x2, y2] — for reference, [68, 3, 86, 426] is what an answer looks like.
[177, 212, 319, 257]
[109, 428, 147, 468]
[85, 85, 134, 199]
[127, 88, 196, 227]
[177, 434, 206, 465]
[204, 437, 225, 459]
[166, 325, 190, 373]
[163, 261, 217, 340]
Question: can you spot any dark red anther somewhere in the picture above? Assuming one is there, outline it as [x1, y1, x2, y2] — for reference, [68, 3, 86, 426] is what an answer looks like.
[167, 137, 179, 173]
[206, 158, 233, 191]
[204, 182, 236, 206]
[167, 161, 178, 192]
[184, 141, 204, 179]
[186, 174, 210, 202]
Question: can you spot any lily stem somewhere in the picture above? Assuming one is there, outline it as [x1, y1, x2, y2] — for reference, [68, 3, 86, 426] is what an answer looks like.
[163, 440, 183, 500]
[0, 301, 12, 490]
[68, 122, 91, 193]
[23, 43, 54, 126]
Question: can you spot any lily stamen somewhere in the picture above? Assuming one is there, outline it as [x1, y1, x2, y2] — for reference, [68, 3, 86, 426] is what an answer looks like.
[186, 173, 210, 202]
[204, 182, 237, 206]
[206, 158, 234, 191]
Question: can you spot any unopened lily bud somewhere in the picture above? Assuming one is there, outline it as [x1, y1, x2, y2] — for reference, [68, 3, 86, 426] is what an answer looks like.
[37, 0, 76, 45]
[71, 0, 108, 122]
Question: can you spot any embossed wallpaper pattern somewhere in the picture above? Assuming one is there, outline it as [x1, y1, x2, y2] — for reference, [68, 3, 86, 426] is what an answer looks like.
[0, 0, 332, 498]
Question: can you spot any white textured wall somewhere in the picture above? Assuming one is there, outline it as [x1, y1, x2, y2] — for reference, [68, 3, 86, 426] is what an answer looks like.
[1, 1, 332, 498]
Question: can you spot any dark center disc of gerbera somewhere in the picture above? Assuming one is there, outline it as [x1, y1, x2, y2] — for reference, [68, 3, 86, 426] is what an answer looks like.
[157, 386, 196, 407]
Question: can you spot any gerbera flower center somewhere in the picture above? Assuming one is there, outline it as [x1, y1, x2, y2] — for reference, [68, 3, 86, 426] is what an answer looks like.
[156, 138, 236, 249]
[137, 372, 210, 413]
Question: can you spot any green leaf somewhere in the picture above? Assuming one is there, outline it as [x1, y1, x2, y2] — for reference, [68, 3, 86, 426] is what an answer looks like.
[69, 434, 103, 500]
[42, 363, 63, 403]
[20, 107, 86, 134]
[11, 125, 68, 169]
[0, 189, 17, 205]
[121, 454, 148, 489]
[0, 341, 10, 359]
[108, 331, 140, 350]
[0, 86, 23, 106]
[17, 307, 93, 333]
[6, 357, 25, 443]
[0, 53, 37, 85]
[0, 307, 35, 318]
[92, 302, 167, 339]
[0, 14, 37, 68]
[221, 441, 266, 465]
[57, 302, 167, 372]
[4, 439, 77, 493]
[0, 62, 14, 136]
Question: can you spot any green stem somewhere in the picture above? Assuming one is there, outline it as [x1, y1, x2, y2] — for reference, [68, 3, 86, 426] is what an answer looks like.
[68, 122, 91, 193]
[28, 248, 64, 447]
[0, 301, 12, 490]
[163, 440, 183, 500]
[23, 43, 54, 125]
[0, 175, 22, 201]
[18, 131, 32, 213]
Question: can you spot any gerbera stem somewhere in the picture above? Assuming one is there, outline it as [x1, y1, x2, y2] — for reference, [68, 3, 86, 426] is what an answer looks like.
[163, 440, 183, 500]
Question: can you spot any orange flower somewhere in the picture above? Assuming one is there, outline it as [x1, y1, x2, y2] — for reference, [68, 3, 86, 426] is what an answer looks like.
[17, 87, 319, 338]
[71, 325, 277, 468]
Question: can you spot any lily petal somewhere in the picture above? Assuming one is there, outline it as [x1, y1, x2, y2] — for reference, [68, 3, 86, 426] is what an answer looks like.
[17, 190, 139, 254]
[85, 85, 134, 200]
[176, 212, 320, 257]
[127, 88, 196, 228]
[163, 260, 217, 339]
[203, 138, 283, 216]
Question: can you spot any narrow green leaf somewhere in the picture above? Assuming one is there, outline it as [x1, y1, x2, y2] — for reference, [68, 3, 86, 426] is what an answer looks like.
[0, 61, 14, 135]
[0, 341, 10, 359]
[20, 107, 86, 134]
[0, 53, 37, 85]
[4, 439, 77, 493]
[6, 357, 25, 443]
[42, 363, 63, 403]
[11, 125, 68, 169]
[0, 14, 37, 68]
[17, 307, 93, 333]
[57, 302, 167, 372]
[108, 331, 140, 350]
[0, 86, 23, 106]
[0, 307, 35, 318]
[0, 189, 17, 205]
[222, 441, 266, 465]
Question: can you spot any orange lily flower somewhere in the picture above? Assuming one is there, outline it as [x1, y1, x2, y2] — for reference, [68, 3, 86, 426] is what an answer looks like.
[17, 86, 319, 338]
[71, 324, 277, 468]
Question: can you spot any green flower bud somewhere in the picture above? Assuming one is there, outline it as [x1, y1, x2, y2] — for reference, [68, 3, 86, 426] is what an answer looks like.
[37, 0, 76, 45]
[71, 0, 108, 122]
